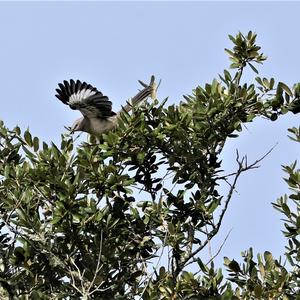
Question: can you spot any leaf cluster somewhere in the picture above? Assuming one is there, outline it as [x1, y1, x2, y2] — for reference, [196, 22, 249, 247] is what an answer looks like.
[0, 32, 299, 299]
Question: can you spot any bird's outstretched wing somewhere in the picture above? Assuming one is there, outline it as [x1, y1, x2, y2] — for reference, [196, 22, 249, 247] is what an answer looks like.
[55, 79, 115, 118]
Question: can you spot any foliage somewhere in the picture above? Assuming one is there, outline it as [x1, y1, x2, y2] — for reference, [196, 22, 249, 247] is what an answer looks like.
[0, 31, 299, 299]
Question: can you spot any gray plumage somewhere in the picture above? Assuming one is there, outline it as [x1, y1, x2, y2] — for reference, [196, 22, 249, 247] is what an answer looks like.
[55, 77, 155, 135]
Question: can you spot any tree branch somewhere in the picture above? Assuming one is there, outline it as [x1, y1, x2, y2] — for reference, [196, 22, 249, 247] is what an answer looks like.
[174, 146, 275, 276]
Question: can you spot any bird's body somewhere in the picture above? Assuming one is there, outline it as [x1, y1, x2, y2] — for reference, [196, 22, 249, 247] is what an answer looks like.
[55, 77, 155, 135]
[76, 115, 118, 135]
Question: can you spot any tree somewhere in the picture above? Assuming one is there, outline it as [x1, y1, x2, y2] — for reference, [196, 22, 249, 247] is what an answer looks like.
[0, 31, 299, 299]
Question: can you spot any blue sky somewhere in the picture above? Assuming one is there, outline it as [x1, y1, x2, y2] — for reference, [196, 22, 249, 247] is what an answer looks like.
[0, 1, 299, 268]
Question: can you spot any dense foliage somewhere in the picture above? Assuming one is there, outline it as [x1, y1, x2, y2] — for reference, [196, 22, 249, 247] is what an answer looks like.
[0, 32, 299, 299]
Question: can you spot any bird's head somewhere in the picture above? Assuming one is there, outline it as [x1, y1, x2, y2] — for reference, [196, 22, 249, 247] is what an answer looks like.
[71, 117, 84, 133]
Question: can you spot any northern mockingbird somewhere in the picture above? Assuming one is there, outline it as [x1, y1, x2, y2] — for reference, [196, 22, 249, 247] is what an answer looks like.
[55, 76, 155, 135]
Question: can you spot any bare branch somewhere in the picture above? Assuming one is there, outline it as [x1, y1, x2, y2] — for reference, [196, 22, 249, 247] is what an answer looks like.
[139, 224, 169, 300]
[205, 229, 232, 266]
[217, 144, 277, 181]
[174, 145, 277, 276]
[88, 230, 104, 296]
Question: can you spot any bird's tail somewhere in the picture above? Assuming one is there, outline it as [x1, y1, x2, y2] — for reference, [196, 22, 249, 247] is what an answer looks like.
[121, 76, 156, 113]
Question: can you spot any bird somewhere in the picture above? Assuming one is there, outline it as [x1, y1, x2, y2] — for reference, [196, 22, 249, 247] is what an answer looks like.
[55, 76, 155, 135]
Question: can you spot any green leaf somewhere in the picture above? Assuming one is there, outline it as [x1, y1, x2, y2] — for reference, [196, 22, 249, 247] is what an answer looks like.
[279, 82, 293, 97]
[33, 137, 39, 152]
[197, 258, 209, 273]
[16, 208, 27, 221]
[247, 31, 252, 40]
[269, 78, 275, 89]
[228, 34, 236, 44]
[159, 266, 166, 278]
[224, 70, 232, 81]
[24, 130, 32, 146]
[248, 62, 258, 74]
[168, 222, 175, 235]
[14, 126, 21, 135]
[224, 48, 234, 57]
[207, 198, 220, 214]
[224, 257, 231, 266]
[211, 79, 218, 94]
[263, 78, 270, 89]
[264, 251, 274, 267]
[4, 165, 11, 178]
[0, 259, 4, 272]
[143, 215, 149, 224]
[230, 62, 241, 69]
[282, 203, 291, 217]
[254, 285, 262, 297]
[255, 77, 263, 86]
[228, 259, 241, 273]
[51, 215, 63, 225]
[42, 142, 48, 151]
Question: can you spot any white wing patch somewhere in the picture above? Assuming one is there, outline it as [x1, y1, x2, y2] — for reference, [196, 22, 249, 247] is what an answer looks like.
[69, 89, 97, 105]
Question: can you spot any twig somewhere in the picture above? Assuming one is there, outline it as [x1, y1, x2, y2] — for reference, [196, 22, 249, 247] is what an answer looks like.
[206, 225, 212, 259]
[205, 229, 232, 266]
[174, 146, 275, 276]
[88, 230, 104, 295]
[217, 143, 277, 181]
[139, 225, 168, 300]
[69, 257, 86, 294]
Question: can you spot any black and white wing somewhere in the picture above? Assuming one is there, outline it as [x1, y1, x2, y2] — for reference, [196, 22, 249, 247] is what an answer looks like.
[55, 79, 116, 118]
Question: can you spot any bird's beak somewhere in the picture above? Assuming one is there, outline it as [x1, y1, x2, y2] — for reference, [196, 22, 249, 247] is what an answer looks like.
[64, 126, 75, 134]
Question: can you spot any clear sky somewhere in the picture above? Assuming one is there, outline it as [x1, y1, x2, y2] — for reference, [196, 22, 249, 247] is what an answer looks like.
[0, 1, 299, 269]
